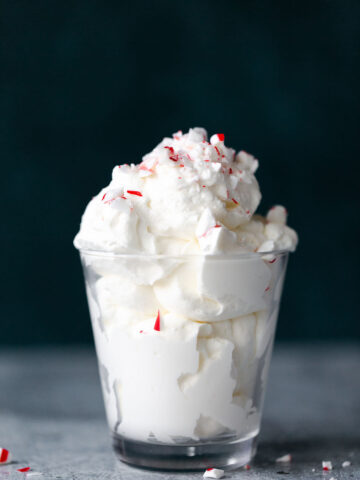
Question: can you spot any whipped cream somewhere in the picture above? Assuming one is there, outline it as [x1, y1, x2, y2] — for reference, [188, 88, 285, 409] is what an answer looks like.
[74, 127, 297, 255]
[75, 128, 297, 444]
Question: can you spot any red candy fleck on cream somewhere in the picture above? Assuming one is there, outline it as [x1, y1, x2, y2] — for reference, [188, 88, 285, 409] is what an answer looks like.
[139, 164, 153, 172]
[214, 146, 221, 156]
[154, 310, 161, 331]
[229, 168, 233, 174]
[164, 146, 174, 154]
[127, 190, 142, 197]
[217, 133, 225, 142]
[268, 258, 276, 264]
[17, 467, 31, 472]
[232, 198, 239, 205]
[244, 464, 251, 470]
[101, 194, 106, 201]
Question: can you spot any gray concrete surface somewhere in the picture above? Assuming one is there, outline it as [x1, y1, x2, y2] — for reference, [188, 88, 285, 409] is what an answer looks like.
[0, 343, 358, 479]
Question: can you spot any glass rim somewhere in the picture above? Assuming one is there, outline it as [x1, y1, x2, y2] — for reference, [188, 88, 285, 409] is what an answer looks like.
[77, 247, 291, 260]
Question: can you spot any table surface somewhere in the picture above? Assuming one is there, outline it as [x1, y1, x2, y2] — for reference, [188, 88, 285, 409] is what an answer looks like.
[0, 343, 358, 480]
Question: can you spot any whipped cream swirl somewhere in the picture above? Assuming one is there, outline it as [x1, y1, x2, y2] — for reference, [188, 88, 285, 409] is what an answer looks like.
[74, 127, 297, 255]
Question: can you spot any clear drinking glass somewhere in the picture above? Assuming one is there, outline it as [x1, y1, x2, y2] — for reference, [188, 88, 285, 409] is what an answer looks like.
[78, 250, 289, 470]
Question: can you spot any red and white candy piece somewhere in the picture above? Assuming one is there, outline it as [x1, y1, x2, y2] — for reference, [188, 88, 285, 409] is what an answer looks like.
[210, 133, 225, 145]
[0, 448, 11, 464]
[153, 310, 161, 331]
[126, 190, 143, 197]
[276, 454, 292, 463]
[17, 467, 31, 472]
[203, 467, 224, 478]
[322, 461, 333, 471]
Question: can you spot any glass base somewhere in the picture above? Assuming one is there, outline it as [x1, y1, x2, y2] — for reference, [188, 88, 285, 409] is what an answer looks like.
[112, 433, 258, 471]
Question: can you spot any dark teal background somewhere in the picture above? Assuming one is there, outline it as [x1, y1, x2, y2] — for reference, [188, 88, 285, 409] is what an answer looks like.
[1, 0, 359, 344]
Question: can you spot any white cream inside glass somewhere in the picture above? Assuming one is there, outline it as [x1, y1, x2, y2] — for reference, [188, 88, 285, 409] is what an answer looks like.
[75, 128, 297, 443]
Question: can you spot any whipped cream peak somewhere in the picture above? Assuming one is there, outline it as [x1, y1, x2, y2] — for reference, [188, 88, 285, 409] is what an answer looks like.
[74, 127, 297, 254]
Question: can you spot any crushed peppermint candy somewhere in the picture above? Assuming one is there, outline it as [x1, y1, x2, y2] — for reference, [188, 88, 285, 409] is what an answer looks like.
[276, 454, 292, 463]
[17, 467, 31, 472]
[153, 310, 161, 331]
[126, 190, 142, 197]
[322, 461, 333, 471]
[139, 164, 153, 172]
[203, 467, 224, 478]
[244, 464, 251, 470]
[342, 461, 351, 467]
[210, 133, 225, 144]
[214, 146, 221, 156]
[232, 198, 239, 205]
[0, 448, 11, 464]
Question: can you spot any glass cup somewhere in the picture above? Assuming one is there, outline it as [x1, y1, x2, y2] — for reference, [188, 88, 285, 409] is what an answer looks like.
[78, 250, 289, 470]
